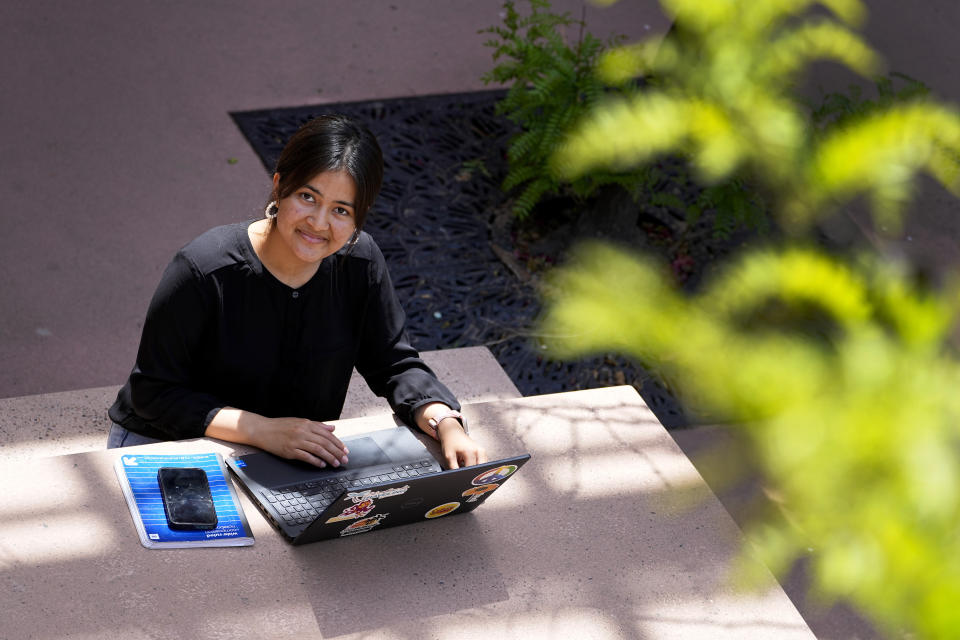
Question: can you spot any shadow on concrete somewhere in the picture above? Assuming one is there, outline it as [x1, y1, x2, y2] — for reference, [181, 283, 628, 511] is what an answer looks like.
[0, 396, 817, 639]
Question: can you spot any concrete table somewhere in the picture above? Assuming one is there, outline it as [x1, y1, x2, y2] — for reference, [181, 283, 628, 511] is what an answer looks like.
[0, 386, 814, 639]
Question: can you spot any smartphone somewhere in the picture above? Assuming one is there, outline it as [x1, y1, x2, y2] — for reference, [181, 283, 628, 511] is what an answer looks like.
[157, 467, 219, 530]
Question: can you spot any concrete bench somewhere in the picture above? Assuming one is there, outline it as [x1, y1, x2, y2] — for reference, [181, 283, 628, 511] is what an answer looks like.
[0, 346, 520, 462]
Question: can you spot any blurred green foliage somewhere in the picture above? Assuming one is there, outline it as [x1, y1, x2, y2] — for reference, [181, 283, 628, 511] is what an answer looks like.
[544, 243, 960, 637]
[541, 0, 960, 637]
[555, 0, 960, 232]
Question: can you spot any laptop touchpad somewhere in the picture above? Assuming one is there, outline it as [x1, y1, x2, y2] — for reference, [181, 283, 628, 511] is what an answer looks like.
[341, 436, 391, 467]
[240, 437, 391, 488]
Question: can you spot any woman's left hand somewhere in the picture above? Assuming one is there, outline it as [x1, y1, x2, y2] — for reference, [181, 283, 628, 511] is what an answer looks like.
[436, 419, 487, 469]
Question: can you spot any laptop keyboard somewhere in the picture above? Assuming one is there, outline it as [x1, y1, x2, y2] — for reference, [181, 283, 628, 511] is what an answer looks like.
[261, 460, 439, 527]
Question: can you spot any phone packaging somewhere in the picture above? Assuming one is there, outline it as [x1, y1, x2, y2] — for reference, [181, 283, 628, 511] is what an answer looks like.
[115, 452, 254, 549]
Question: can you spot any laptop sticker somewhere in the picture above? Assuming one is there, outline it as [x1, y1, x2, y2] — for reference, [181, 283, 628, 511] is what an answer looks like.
[425, 502, 461, 519]
[462, 483, 499, 503]
[340, 513, 388, 536]
[471, 465, 518, 486]
[347, 485, 410, 501]
[327, 485, 412, 523]
[326, 498, 376, 523]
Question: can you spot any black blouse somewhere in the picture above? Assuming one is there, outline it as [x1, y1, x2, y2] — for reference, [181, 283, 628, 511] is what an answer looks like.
[109, 221, 459, 440]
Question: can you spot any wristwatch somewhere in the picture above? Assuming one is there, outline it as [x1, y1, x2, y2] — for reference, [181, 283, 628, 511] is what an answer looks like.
[426, 409, 468, 438]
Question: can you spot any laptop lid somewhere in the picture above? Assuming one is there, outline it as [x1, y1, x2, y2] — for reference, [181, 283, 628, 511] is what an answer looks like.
[292, 454, 530, 544]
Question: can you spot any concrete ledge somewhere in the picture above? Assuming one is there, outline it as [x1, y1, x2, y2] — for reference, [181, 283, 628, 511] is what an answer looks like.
[0, 386, 119, 463]
[340, 345, 520, 419]
[0, 346, 520, 462]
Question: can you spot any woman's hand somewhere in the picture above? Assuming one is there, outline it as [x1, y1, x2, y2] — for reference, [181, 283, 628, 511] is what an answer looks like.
[413, 402, 487, 469]
[253, 417, 350, 468]
[205, 408, 349, 468]
[437, 418, 488, 469]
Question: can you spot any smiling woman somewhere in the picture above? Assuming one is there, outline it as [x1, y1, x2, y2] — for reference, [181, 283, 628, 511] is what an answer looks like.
[253, 169, 360, 288]
[107, 115, 487, 470]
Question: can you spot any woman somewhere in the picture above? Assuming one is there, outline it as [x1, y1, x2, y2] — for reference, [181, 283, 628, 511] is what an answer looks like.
[108, 115, 487, 469]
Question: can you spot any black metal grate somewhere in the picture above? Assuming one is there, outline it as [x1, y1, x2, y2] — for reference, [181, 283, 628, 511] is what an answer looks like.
[231, 90, 689, 427]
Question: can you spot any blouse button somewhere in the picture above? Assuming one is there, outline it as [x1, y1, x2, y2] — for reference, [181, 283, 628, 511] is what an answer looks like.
[291, 291, 299, 299]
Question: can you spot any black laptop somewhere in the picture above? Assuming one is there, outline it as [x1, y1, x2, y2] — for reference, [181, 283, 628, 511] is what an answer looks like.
[225, 426, 529, 544]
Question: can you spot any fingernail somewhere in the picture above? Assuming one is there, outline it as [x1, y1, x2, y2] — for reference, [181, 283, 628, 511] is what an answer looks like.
[341, 455, 349, 465]
[343, 447, 350, 455]
[319, 461, 326, 468]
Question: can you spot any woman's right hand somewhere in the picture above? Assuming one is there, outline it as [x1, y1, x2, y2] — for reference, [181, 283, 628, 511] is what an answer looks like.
[254, 417, 350, 468]
[205, 408, 349, 468]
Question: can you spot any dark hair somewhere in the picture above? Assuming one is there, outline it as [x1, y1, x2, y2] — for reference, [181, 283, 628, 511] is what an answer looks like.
[270, 115, 383, 231]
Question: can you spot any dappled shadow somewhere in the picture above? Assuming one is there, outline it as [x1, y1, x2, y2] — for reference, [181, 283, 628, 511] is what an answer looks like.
[0, 449, 303, 639]
[0, 389, 816, 639]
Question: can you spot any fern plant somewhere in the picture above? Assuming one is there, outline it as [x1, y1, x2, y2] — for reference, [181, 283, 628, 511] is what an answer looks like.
[480, 0, 642, 218]
[639, 160, 771, 239]
[808, 71, 931, 133]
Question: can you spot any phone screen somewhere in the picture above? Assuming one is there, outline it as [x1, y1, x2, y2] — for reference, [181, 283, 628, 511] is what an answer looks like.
[157, 467, 219, 530]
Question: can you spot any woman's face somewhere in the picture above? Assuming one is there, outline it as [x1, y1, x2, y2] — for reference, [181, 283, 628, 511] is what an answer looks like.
[272, 169, 358, 267]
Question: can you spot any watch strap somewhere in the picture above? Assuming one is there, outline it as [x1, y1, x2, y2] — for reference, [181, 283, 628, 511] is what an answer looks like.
[426, 409, 468, 437]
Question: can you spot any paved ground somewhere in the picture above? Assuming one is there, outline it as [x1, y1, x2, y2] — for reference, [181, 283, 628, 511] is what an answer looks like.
[0, 0, 667, 399]
[1, 2, 957, 639]
[1, 0, 956, 399]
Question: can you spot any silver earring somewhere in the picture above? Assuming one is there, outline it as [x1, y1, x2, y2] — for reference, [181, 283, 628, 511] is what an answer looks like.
[265, 201, 279, 219]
